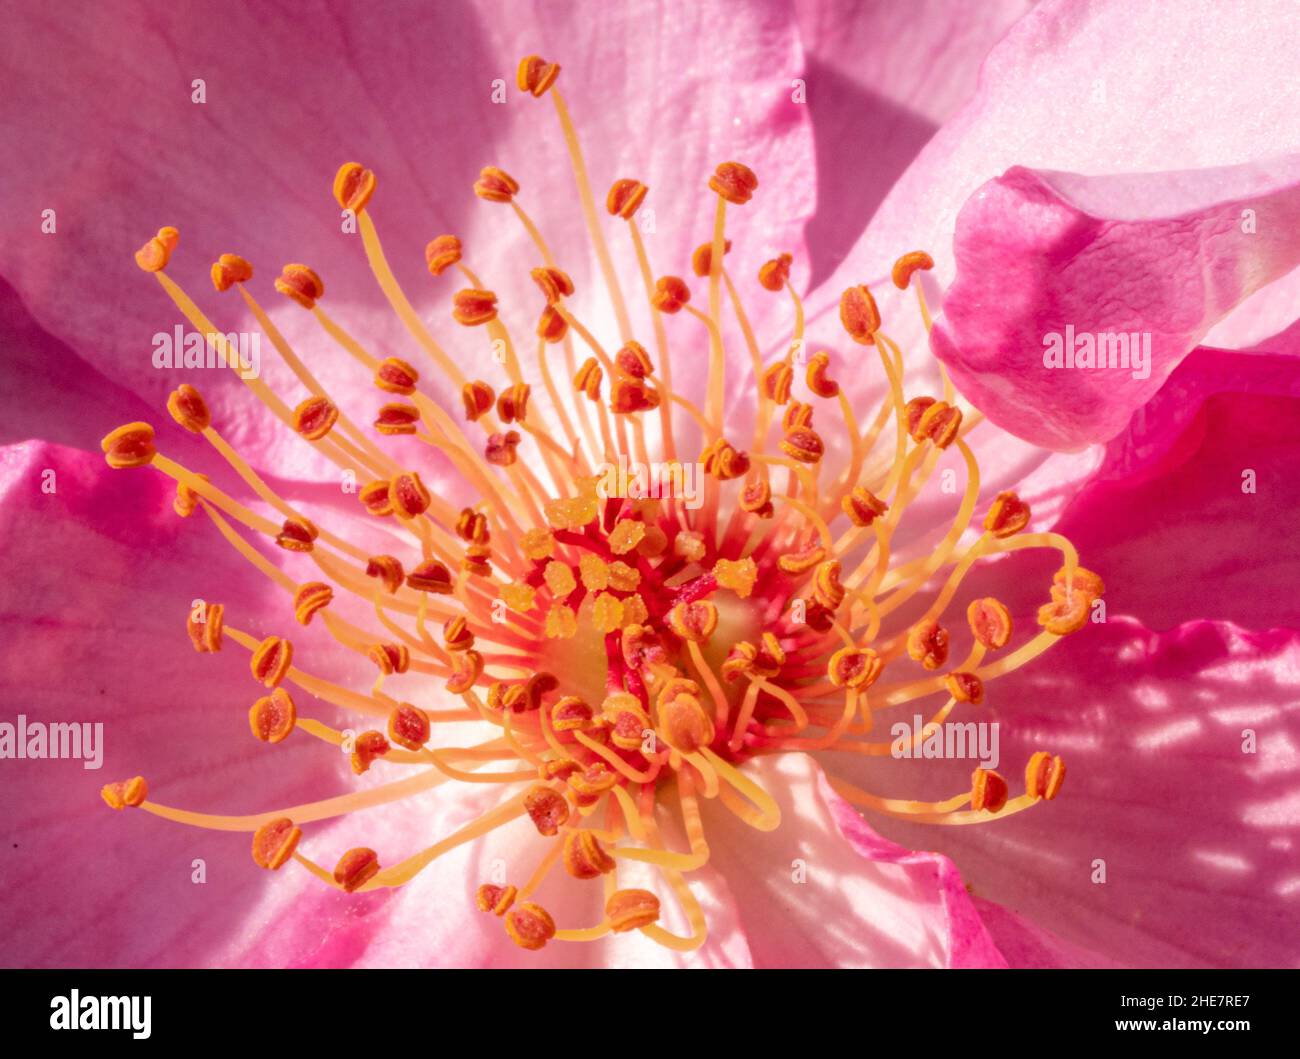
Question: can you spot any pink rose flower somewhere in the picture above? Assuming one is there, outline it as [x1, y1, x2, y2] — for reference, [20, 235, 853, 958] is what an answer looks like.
[1, 0, 1295, 969]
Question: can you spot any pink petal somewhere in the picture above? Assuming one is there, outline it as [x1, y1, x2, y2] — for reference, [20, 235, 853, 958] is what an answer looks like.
[930, 157, 1300, 448]
[799, 0, 1300, 417]
[703, 754, 1005, 967]
[794, 0, 1033, 286]
[0, 1, 814, 474]
[865, 618, 1300, 968]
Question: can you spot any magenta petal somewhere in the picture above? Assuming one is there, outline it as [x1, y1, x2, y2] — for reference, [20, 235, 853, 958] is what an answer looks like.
[930, 157, 1300, 448]
[0, 442, 343, 966]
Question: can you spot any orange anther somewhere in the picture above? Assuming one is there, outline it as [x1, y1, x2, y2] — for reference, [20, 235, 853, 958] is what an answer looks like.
[501, 672, 557, 713]
[101, 422, 156, 469]
[387, 703, 430, 751]
[906, 618, 950, 670]
[842, 486, 887, 527]
[762, 360, 793, 404]
[777, 544, 826, 576]
[505, 902, 556, 950]
[452, 288, 498, 326]
[971, 768, 1009, 813]
[425, 234, 463, 276]
[210, 252, 253, 292]
[739, 478, 774, 518]
[456, 507, 490, 544]
[516, 54, 561, 96]
[1037, 593, 1091, 635]
[563, 830, 617, 880]
[1054, 565, 1105, 600]
[622, 624, 667, 672]
[721, 641, 758, 682]
[963, 601, 1010, 653]
[446, 649, 484, 694]
[573, 357, 603, 400]
[651, 275, 690, 313]
[839, 284, 880, 344]
[610, 707, 647, 750]
[359, 479, 394, 517]
[496, 382, 531, 424]
[462, 380, 495, 421]
[828, 646, 882, 689]
[806, 351, 840, 399]
[551, 696, 593, 733]
[333, 162, 376, 213]
[292, 395, 338, 441]
[1025, 751, 1067, 801]
[758, 252, 793, 292]
[293, 582, 333, 625]
[473, 166, 519, 203]
[606, 177, 648, 219]
[365, 554, 404, 594]
[944, 671, 985, 705]
[606, 889, 661, 932]
[476, 883, 517, 916]
[251, 818, 301, 870]
[368, 642, 410, 676]
[249, 687, 296, 744]
[275, 515, 318, 552]
[615, 340, 654, 379]
[524, 785, 570, 837]
[462, 543, 493, 579]
[611, 377, 660, 415]
[389, 471, 431, 519]
[780, 407, 812, 442]
[567, 761, 618, 806]
[374, 356, 419, 395]
[443, 615, 475, 652]
[530, 266, 574, 304]
[186, 601, 224, 653]
[374, 401, 419, 436]
[983, 490, 1031, 538]
[350, 730, 390, 774]
[700, 438, 749, 480]
[537, 304, 568, 343]
[668, 600, 719, 643]
[134, 226, 179, 272]
[485, 430, 521, 466]
[274, 263, 324, 309]
[406, 559, 453, 595]
[891, 250, 934, 290]
[812, 560, 845, 610]
[100, 776, 148, 810]
[250, 635, 293, 688]
[659, 691, 715, 753]
[333, 848, 380, 893]
[708, 161, 758, 205]
[173, 476, 203, 518]
[166, 383, 211, 433]
[691, 238, 732, 277]
[780, 427, 825, 464]
[911, 398, 962, 449]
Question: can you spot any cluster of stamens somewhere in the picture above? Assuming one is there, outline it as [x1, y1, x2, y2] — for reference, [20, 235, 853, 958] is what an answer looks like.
[99, 54, 1101, 954]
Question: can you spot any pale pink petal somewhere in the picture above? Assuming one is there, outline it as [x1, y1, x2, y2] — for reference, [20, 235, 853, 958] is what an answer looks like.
[930, 157, 1300, 447]
[0, 0, 814, 475]
[799, 0, 1300, 422]
[794, 0, 1033, 286]
[703, 754, 1005, 967]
